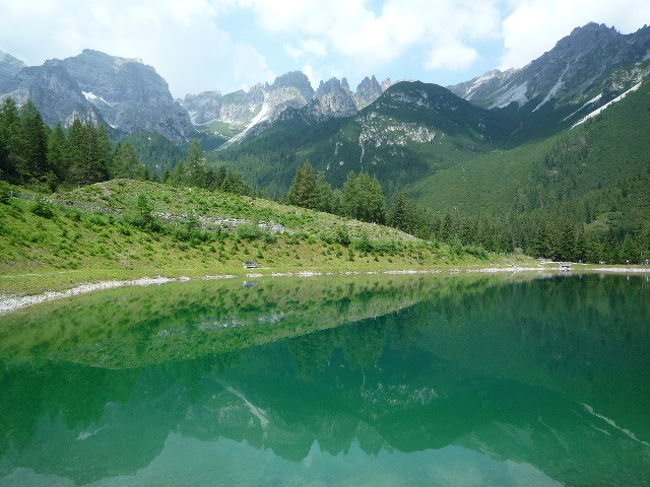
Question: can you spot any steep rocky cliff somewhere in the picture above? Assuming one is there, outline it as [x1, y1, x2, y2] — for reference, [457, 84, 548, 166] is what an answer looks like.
[0, 49, 194, 142]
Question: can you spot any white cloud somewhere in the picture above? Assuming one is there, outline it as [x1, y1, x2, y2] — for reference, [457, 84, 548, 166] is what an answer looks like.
[501, 0, 650, 69]
[0, 0, 271, 96]
[425, 42, 478, 70]
[3, 0, 649, 98]
[285, 39, 328, 60]
[302, 64, 322, 87]
[240, 0, 501, 73]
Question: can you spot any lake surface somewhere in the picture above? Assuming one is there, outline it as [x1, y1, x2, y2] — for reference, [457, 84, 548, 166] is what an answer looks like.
[0, 273, 648, 486]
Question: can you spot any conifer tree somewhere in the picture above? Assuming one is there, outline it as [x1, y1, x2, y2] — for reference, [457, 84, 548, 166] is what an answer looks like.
[619, 233, 640, 263]
[66, 119, 86, 184]
[109, 141, 146, 179]
[48, 124, 69, 182]
[18, 100, 49, 178]
[0, 98, 20, 181]
[286, 162, 318, 209]
[184, 139, 207, 188]
[220, 171, 251, 196]
[315, 171, 339, 214]
[387, 191, 419, 234]
[341, 171, 385, 224]
[67, 121, 109, 184]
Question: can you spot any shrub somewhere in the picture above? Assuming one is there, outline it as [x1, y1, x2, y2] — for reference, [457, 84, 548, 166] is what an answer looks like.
[0, 182, 11, 205]
[335, 226, 351, 246]
[236, 223, 263, 241]
[351, 234, 373, 253]
[31, 197, 55, 219]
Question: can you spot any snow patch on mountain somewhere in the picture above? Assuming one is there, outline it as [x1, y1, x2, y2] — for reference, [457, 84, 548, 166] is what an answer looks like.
[82, 91, 112, 106]
[220, 99, 271, 149]
[572, 81, 643, 128]
[561, 93, 602, 122]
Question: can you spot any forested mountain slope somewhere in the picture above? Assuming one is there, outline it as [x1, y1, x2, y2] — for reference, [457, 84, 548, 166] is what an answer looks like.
[213, 82, 514, 196]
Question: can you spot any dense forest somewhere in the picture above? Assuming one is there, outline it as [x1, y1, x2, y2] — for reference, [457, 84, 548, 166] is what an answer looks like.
[1, 97, 648, 265]
[0, 97, 251, 196]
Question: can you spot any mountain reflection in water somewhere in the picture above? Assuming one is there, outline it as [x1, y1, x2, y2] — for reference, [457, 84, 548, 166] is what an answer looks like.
[0, 274, 648, 486]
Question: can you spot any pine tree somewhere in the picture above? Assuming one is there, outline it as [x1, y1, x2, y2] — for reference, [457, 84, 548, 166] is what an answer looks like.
[220, 171, 251, 196]
[66, 119, 86, 184]
[286, 162, 319, 209]
[88, 124, 111, 182]
[18, 100, 49, 178]
[0, 136, 7, 180]
[388, 191, 418, 234]
[0, 97, 20, 181]
[315, 171, 339, 214]
[67, 121, 109, 184]
[215, 165, 227, 189]
[184, 139, 207, 188]
[341, 171, 385, 224]
[619, 233, 640, 263]
[48, 124, 69, 182]
[109, 141, 146, 179]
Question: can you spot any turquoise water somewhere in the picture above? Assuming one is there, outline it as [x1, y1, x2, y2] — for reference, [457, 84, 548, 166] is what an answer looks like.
[0, 274, 648, 486]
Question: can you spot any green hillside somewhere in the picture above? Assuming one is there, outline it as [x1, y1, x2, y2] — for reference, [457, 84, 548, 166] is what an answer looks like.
[410, 78, 650, 220]
[0, 179, 515, 295]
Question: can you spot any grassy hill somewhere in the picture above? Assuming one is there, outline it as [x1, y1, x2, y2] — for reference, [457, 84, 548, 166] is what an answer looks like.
[0, 179, 524, 296]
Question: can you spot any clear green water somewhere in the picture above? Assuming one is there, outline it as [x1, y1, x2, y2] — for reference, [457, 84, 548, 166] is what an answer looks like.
[0, 274, 648, 487]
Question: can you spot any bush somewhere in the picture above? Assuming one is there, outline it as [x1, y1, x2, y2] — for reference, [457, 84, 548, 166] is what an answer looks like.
[335, 226, 351, 246]
[351, 234, 374, 253]
[31, 197, 55, 219]
[236, 223, 263, 241]
[0, 182, 11, 205]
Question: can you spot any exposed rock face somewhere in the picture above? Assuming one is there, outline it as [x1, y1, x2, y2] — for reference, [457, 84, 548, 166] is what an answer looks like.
[0, 50, 25, 87]
[180, 91, 222, 125]
[185, 71, 396, 145]
[0, 49, 194, 142]
[2, 61, 93, 126]
[59, 50, 193, 141]
[380, 78, 394, 92]
[354, 75, 383, 109]
[270, 71, 314, 101]
[449, 23, 650, 110]
[306, 78, 357, 119]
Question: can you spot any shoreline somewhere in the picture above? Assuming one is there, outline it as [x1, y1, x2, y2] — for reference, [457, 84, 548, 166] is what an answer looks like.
[1, 265, 648, 315]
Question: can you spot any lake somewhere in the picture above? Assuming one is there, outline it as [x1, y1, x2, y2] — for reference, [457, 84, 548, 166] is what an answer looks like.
[0, 273, 648, 486]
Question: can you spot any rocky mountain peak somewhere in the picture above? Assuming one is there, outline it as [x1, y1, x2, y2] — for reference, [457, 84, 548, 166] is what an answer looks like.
[306, 77, 357, 121]
[316, 77, 346, 97]
[271, 71, 314, 101]
[0, 49, 193, 142]
[448, 21, 650, 112]
[0, 50, 26, 81]
[355, 75, 383, 109]
[182, 91, 223, 125]
[380, 78, 394, 91]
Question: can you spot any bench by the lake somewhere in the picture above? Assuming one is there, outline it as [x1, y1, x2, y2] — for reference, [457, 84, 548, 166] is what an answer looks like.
[244, 261, 261, 269]
[560, 262, 571, 272]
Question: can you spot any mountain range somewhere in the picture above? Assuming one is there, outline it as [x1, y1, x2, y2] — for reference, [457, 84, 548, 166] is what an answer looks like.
[1, 22, 649, 227]
[180, 72, 392, 145]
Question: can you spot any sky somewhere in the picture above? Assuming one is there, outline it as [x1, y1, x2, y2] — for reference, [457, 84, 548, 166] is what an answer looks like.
[1, 0, 649, 98]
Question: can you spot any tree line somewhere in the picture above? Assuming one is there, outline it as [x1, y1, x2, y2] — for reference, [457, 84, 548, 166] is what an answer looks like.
[0, 97, 251, 197]
[284, 162, 650, 264]
[0, 97, 147, 188]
